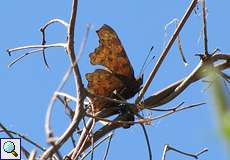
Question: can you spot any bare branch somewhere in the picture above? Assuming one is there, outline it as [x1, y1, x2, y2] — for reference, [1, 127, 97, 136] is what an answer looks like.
[136, 0, 198, 103]
[142, 53, 230, 108]
[41, 0, 87, 158]
[76, 102, 206, 155]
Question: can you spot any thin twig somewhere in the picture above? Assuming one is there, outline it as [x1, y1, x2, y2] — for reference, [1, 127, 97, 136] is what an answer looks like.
[45, 66, 73, 144]
[57, 95, 75, 119]
[140, 124, 152, 160]
[8, 49, 43, 68]
[102, 131, 114, 160]
[152, 102, 205, 121]
[136, 0, 198, 104]
[147, 102, 184, 111]
[77, 24, 92, 61]
[41, 18, 69, 30]
[164, 18, 188, 65]
[55, 91, 78, 102]
[39, 19, 69, 69]
[90, 132, 95, 160]
[202, 0, 208, 55]
[40, 26, 49, 69]
[177, 27, 188, 65]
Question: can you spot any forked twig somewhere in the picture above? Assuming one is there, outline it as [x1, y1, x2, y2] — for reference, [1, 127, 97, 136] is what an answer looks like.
[7, 43, 66, 55]
[152, 102, 205, 121]
[161, 144, 208, 160]
[39, 19, 69, 68]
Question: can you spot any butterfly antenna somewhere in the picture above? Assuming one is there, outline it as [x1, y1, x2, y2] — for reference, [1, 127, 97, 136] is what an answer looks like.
[142, 55, 155, 75]
[139, 46, 154, 77]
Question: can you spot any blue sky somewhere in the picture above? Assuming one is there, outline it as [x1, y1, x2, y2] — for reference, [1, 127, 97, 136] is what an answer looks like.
[1, 0, 229, 160]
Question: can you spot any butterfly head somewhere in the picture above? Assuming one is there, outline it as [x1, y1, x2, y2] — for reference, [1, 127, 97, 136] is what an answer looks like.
[136, 74, 144, 89]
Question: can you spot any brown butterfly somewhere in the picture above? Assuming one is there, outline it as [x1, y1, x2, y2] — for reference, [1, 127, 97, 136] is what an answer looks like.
[86, 24, 143, 113]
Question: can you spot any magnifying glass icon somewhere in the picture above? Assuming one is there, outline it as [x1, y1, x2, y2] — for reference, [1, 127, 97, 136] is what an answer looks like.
[3, 141, 18, 157]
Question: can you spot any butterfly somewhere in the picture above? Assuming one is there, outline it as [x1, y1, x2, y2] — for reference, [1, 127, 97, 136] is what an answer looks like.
[86, 24, 143, 113]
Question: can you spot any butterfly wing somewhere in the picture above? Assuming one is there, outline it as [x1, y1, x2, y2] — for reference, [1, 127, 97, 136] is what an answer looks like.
[86, 69, 123, 112]
[89, 24, 135, 78]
